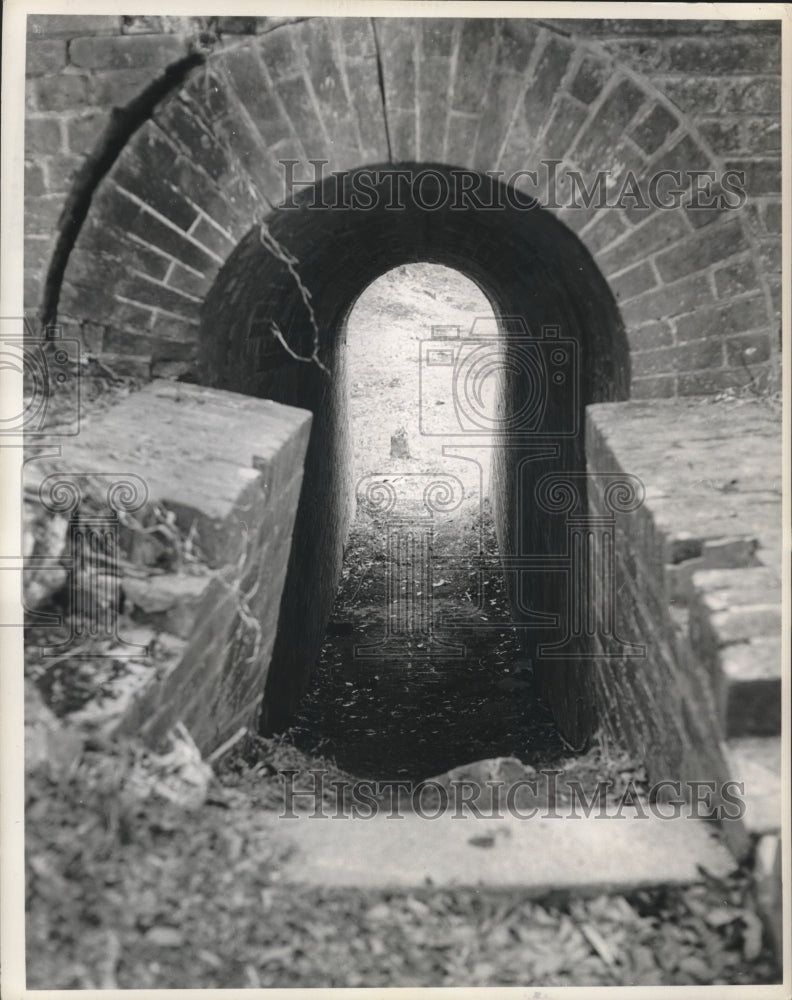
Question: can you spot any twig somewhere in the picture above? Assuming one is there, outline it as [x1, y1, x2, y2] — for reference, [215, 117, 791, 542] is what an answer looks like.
[258, 220, 329, 374]
[270, 322, 329, 374]
[206, 726, 248, 764]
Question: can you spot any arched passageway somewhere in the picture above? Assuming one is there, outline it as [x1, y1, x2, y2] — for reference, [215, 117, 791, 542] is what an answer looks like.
[199, 165, 629, 744]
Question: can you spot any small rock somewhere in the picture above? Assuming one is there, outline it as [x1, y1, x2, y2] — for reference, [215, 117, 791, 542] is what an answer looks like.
[145, 926, 184, 948]
[390, 427, 410, 459]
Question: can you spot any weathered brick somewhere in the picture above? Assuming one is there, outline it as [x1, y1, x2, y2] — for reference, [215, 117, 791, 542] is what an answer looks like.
[630, 103, 678, 155]
[24, 235, 51, 271]
[453, 20, 495, 114]
[630, 373, 677, 399]
[390, 108, 419, 163]
[150, 314, 201, 345]
[49, 159, 85, 199]
[189, 216, 235, 260]
[538, 94, 588, 161]
[103, 327, 159, 354]
[27, 15, 121, 38]
[725, 158, 781, 195]
[215, 16, 261, 35]
[598, 211, 690, 275]
[113, 152, 197, 231]
[66, 111, 108, 152]
[223, 48, 291, 146]
[336, 18, 376, 59]
[153, 102, 231, 181]
[110, 299, 156, 332]
[259, 29, 300, 82]
[674, 295, 768, 342]
[756, 239, 781, 276]
[116, 276, 201, 318]
[698, 119, 740, 155]
[65, 249, 123, 288]
[25, 116, 63, 155]
[69, 34, 185, 70]
[98, 186, 141, 231]
[666, 38, 781, 74]
[523, 36, 573, 138]
[743, 118, 782, 153]
[29, 73, 91, 112]
[572, 77, 646, 171]
[296, 19, 343, 106]
[121, 15, 166, 35]
[167, 264, 208, 299]
[713, 258, 759, 298]
[26, 39, 67, 76]
[659, 77, 720, 114]
[275, 75, 328, 159]
[344, 60, 388, 161]
[610, 261, 657, 301]
[25, 162, 47, 197]
[444, 113, 476, 168]
[23, 195, 64, 234]
[579, 209, 628, 254]
[89, 68, 159, 107]
[722, 78, 780, 114]
[59, 279, 116, 319]
[654, 218, 748, 283]
[725, 331, 772, 367]
[677, 367, 750, 396]
[496, 21, 537, 73]
[650, 133, 711, 184]
[569, 55, 609, 104]
[421, 59, 454, 161]
[125, 211, 216, 273]
[620, 273, 713, 326]
[379, 24, 417, 111]
[761, 201, 781, 234]
[627, 320, 674, 351]
[632, 339, 722, 377]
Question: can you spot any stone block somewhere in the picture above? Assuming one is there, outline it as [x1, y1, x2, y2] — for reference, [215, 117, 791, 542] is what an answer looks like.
[28, 380, 312, 756]
[123, 572, 209, 638]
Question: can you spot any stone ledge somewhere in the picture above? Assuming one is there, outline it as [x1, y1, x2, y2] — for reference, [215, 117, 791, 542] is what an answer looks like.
[24, 379, 313, 757]
[586, 397, 782, 852]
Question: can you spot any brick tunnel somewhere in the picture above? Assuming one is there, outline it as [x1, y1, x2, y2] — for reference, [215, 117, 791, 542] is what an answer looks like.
[198, 165, 630, 739]
[22, 14, 782, 767]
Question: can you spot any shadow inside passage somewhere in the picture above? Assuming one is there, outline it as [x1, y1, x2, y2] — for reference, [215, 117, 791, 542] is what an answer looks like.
[284, 500, 570, 782]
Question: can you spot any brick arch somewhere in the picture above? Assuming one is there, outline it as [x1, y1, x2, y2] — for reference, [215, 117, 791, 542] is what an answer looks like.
[26, 15, 779, 394]
[199, 165, 629, 732]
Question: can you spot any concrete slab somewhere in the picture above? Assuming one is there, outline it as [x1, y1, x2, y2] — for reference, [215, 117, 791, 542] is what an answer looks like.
[263, 810, 737, 895]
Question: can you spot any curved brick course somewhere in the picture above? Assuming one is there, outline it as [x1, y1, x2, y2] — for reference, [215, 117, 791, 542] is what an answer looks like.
[24, 15, 781, 397]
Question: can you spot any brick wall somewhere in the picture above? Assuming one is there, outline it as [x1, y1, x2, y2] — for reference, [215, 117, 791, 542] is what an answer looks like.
[24, 379, 313, 755]
[23, 15, 781, 397]
[584, 398, 781, 855]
